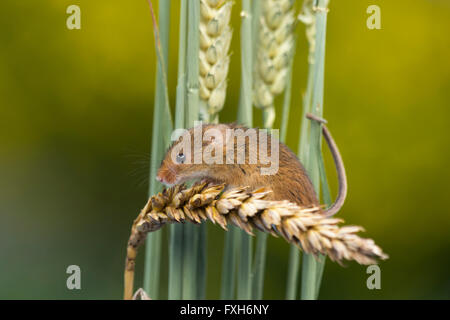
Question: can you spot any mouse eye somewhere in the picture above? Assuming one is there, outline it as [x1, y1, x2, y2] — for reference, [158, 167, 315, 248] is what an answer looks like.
[176, 152, 185, 164]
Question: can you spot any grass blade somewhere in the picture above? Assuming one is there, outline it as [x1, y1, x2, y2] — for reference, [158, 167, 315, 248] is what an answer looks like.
[285, 245, 301, 299]
[197, 223, 207, 299]
[237, 229, 253, 300]
[143, 0, 173, 300]
[300, 0, 330, 300]
[283, 37, 301, 299]
[250, 0, 270, 300]
[168, 0, 188, 300]
[237, 0, 253, 126]
[220, 226, 239, 299]
[236, 0, 254, 300]
[314, 143, 332, 298]
[169, 224, 184, 299]
[252, 232, 267, 299]
[182, 0, 201, 300]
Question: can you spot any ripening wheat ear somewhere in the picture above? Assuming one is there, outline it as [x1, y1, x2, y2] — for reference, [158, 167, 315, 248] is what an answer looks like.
[124, 183, 388, 299]
[199, 0, 233, 123]
[254, 0, 296, 128]
[298, 0, 316, 64]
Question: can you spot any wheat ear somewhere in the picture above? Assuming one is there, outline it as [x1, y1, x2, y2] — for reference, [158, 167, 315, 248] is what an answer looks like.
[298, 0, 316, 64]
[124, 183, 388, 299]
[254, 0, 296, 128]
[199, 0, 233, 123]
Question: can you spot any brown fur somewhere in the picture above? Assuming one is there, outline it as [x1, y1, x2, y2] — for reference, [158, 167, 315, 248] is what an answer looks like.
[157, 123, 318, 206]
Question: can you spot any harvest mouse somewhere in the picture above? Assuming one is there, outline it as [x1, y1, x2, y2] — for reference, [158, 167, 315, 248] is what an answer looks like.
[156, 114, 346, 216]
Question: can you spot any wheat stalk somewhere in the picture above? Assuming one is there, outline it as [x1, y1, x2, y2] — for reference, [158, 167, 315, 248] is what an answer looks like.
[300, 0, 330, 300]
[142, 0, 173, 299]
[199, 0, 233, 123]
[124, 182, 388, 299]
[254, 0, 296, 128]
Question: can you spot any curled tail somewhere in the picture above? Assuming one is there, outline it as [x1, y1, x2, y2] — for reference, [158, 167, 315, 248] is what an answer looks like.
[306, 113, 347, 217]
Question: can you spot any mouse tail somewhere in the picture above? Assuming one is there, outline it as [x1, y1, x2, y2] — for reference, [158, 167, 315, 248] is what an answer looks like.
[306, 113, 348, 217]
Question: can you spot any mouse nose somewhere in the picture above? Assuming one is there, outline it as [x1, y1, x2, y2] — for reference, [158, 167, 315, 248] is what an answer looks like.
[156, 176, 163, 183]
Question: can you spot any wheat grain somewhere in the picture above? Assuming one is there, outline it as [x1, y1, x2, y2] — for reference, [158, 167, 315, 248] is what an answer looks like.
[254, 0, 296, 128]
[124, 182, 388, 299]
[199, 0, 233, 123]
[298, 0, 316, 64]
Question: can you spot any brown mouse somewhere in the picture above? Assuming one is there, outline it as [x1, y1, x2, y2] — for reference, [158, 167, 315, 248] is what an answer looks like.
[156, 115, 346, 216]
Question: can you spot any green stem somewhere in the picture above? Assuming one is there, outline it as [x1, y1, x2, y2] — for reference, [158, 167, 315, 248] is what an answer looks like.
[168, 0, 188, 300]
[285, 245, 301, 299]
[182, 0, 200, 300]
[237, 0, 253, 126]
[185, 1, 200, 127]
[300, 0, 330, 301]
[283, 49, 301, 300]
[174, 0, 187, 131]
[314, 145, 332, 298]
[252, 102, 272, 300]
[182, 224, 199, 299]
[238, 231, 253, 300]
[143, 0, 172, 300]
[236, 0, 254, 300]
[168, 224, 184, 299]
[300, 254, 317, 299]
[285, 33, 305, 304]
[298, 60, 314, 164]
[252, 232, 267, 299]
[280, 68, 293, 143]
[197, 224, 207, 299]
[217, 0, 241, 296]
[220, 226, 239, 299]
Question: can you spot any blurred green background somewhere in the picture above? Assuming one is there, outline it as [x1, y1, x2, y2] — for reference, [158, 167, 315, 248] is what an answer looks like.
[1, 0, 449, 299]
